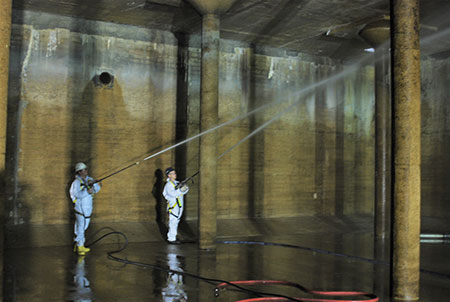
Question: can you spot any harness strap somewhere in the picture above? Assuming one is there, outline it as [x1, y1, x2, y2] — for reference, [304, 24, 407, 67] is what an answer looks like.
[74, 209, 91, 219]
[168, 181, 182, 217]
[169, 211, 180, 219]
[73, 176, 94, 204]
[77, 175, 94, 192]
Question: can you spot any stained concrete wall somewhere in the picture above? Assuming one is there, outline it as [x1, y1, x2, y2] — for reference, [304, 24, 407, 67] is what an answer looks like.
[421, 57, 450, 223]
[182, 47, 376, 221]
[216, 54, 375, 219]
[6, 12, 179, 246]
[7, 25, 176, 223]
[5, 11, 376, 247]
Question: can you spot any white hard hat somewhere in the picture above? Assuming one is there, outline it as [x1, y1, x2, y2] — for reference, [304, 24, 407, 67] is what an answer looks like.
[75, 162, 87, 172]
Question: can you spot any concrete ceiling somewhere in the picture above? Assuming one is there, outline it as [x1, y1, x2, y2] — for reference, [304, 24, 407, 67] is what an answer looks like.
[12, 0, 450, 60]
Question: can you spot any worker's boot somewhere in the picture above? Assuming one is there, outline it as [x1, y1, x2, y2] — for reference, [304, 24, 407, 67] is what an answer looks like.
[77, 247, 86, 256]
[76, 245, 90, 255]
[79, 245, 91, 253]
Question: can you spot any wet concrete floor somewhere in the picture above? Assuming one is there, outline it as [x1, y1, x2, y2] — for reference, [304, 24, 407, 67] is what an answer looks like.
[3, 229, 450, 301]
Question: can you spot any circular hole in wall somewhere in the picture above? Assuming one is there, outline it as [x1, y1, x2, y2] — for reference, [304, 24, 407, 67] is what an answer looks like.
[99, 72, 112, 85]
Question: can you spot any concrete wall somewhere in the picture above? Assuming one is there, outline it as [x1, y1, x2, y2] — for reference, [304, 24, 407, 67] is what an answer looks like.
[421, 57, 450, 221]
[5, 11, 376, 247]
[181, 47, 376, 221]
[7, 25, 176, 223]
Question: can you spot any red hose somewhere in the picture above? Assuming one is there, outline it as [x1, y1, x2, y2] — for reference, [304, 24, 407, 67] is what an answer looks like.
[215, 280, 379, 302]
[234, 298, 378, 302]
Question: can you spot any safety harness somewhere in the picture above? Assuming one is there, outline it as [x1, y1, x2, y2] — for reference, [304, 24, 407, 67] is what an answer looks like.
[73, 175, 93, 219]
[168, 181, 182, 218]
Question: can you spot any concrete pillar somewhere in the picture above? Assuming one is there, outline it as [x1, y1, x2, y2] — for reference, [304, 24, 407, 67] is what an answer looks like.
[198, 13, 220, 249]
[0, 0, 12, 168]
[390, 0, 421, 301]
[360, 18, 392, 243]
[360, 19, 391, 297]
[186, 0, 237, 249]
[0, 0, 13, 299]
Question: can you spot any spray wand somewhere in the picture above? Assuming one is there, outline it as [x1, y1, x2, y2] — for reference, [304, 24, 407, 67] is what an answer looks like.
[92, 160, 200, 188]
[175, 170, 200, 189]
[93, 161, 142, 184]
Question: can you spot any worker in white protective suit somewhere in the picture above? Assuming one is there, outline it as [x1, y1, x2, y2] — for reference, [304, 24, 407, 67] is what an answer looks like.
[163, 167, 189, 244]
[70, 162, 101, 255]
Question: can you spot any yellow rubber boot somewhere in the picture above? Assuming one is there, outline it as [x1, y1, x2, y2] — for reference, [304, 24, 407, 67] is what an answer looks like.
[77, 246, 86, 256]
[79, 245, 91, 253]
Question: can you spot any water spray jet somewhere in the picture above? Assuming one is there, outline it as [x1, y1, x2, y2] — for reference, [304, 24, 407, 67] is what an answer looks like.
[92, 21, 450, 185]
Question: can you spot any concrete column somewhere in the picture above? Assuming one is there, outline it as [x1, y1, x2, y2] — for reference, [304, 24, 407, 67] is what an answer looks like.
[360, 18, 392, 242]
[390, 0, 421, 301]
[0, 0, 13, 300]
[360, 19, 391, 297]
[186, 0, 237, 249]
[373, 40, 391, 242]
[0, 0, 12, 169]
[198, 13, 220, 249]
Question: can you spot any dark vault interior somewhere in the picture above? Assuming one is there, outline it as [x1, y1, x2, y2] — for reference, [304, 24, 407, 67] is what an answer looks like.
[1, 0, 450, 301]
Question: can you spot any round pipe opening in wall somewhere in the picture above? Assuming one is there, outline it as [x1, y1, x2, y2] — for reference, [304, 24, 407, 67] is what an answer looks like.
[99, 72, 112, 85]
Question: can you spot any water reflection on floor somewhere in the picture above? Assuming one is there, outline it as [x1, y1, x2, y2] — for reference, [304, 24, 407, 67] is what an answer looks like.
[4, 231, 450, 301]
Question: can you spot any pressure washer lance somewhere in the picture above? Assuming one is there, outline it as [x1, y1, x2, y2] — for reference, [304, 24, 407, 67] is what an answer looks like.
[91, 161, 143, 185]
[90, 161, 199, 192]
[175, 171, 199, 192]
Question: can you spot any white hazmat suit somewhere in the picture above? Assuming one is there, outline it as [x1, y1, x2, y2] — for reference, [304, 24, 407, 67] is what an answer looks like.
[163, 179, 189, 242]
[70, 175, 101, 247]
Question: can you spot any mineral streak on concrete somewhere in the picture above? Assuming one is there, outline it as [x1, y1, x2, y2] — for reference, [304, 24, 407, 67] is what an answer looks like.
[390, 0, 421, 301]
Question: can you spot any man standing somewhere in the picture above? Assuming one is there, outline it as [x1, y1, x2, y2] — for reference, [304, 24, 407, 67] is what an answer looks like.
[163, 167, 189, 244]
[70, 162, 101, 255]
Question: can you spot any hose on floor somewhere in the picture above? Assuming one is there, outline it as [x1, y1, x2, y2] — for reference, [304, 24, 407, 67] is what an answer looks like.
[84, 230, 379, 302]
[215, 280, 379, 302]
[85, 230, 305, 301]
